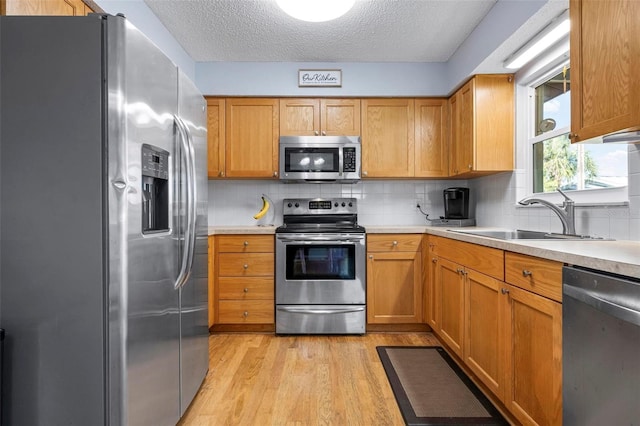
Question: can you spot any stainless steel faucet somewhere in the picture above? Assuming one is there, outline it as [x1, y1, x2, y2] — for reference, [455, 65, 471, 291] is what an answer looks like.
[518, 188, 576, 235]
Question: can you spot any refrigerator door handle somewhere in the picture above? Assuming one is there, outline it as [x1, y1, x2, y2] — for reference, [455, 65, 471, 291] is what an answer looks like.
[174, 114, 197, 289]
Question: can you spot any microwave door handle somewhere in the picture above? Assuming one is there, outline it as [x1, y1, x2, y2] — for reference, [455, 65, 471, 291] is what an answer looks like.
[338, 148, 343, 176]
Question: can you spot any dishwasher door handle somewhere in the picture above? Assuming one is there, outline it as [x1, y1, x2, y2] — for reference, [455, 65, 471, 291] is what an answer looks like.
[277, 306, 365, 315]
[563, 283, 640, 326]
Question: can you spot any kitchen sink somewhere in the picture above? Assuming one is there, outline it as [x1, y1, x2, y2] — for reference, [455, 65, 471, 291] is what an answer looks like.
[449, 229, 610, 241]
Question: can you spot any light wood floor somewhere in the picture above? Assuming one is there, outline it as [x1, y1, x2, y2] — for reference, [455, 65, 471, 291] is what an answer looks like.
[178, 332, 440, 426]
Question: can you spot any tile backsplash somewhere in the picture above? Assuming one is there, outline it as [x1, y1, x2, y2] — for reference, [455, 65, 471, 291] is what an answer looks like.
[208, 145, 639, 241]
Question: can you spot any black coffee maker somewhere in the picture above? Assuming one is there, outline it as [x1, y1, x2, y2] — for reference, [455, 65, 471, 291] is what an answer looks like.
[443, 187, 470, 219]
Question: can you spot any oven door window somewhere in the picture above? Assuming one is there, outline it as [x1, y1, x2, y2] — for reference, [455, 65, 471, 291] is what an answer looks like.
[285, 245, 355, 280]
[284, 148, 339, 173]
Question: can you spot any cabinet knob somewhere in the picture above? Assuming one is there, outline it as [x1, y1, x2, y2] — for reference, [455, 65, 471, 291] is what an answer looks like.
[243, 288, 249, 293]
[314, 130, 319, 136]
[501, 288, 510, 295]
[369, 255, 374, 260]
[392, 240, 398, 246]
[273, 171, 278, 177]
[243, 241, 249, 246]
[363, 171, 368, 177]
[457, 268, 464, 274]
[243, 311, 249, 318]
[321, 131, 326, 136]
[468, 164, 472, 170]
[522, 269, 532, 277]
[219, 171, 224, 177]
[243, 264, 249, 270]
[570, 133, 579, 141]
[432, 258, 437, 263]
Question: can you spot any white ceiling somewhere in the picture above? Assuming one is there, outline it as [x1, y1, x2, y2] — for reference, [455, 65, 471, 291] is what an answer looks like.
[143, 0, 499, 63]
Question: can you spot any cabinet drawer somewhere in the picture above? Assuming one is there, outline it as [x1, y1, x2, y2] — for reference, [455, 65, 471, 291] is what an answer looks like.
[505, 252, 562, 302]
[218, 300, 274, 324]
[218, 253, 274, 276]
[434, 236, 504, 281]
[367, 234, 422, 252]
[218, 277, 274, 300]
[217, 235, 274, 253]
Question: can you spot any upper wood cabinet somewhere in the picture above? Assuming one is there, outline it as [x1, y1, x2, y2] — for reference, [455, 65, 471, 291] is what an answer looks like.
[449, 75, 514, 177]
[2, 0, 90, 15]
[570, 0, 640, 143]
[415, 98, 449, 177]
[280, 98, 360, 136]
[361, 98, 415, 178]
[225, 98, 279, 178]
[206, 98, 225, 178]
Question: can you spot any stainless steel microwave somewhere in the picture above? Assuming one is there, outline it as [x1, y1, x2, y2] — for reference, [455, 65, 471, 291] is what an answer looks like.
[279, 135, 361, 183]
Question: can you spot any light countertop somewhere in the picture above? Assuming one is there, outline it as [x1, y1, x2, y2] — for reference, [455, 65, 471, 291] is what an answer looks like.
[209, 225, 640, 278]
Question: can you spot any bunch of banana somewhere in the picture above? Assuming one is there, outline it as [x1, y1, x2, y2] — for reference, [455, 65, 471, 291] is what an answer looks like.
[253, 195, 270, 220]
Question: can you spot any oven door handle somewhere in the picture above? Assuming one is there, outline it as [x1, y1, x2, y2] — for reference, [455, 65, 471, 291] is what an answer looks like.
[277, 307, 365, 315]
[276, 236, 363, 243]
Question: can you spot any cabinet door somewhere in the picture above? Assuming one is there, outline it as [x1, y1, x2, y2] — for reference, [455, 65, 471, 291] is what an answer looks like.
[361, 99, 415, 177]
[464, 269, 506, 401]
[415, 99, 448, 177]
[4, 0, 86, 15]
[504, 284, 562, 426]
[279, 98, 320, 136]
[206, 98, 225, 178]
[449, 80, 474, 176]
[225, 98, 279, 178]
[367, 251, 422, 324]
[320, 99, 361, 135]
[436, 257, 465, 358]
[570, 0, 640, 142]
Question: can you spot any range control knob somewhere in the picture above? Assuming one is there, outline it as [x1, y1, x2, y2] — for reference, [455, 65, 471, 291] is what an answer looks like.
[348, 202, 353, 207]
[341, 202, 346, 207]
[334, 202, 339, 207]
[287, 202, 292, 208]
[295, 203, 300, 208]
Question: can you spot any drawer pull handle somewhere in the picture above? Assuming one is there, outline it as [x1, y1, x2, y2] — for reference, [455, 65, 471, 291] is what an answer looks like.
[369, 255, 374, 260]
[243, 241, 249, 246]
[243, 264, 249, 270]
[243, 288, 249, 293]
[522, 269, 532, 277]
[501, 288, 510, 295]
[432, 258, 437, 263]
[392, 240, 398, 246]
[243, 311, 249, 317]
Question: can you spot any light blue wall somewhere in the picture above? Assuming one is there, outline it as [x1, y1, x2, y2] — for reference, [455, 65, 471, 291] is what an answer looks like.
[195, 62, 449, 97]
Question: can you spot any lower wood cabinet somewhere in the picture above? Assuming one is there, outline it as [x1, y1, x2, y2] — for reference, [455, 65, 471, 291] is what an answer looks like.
[366, 234, 422, 324]
[212, 235, 274, 326]
[429, 236, 562, 426]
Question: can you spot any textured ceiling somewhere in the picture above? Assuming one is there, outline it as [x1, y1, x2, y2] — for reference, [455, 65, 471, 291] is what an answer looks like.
[144, 0, 498, 62]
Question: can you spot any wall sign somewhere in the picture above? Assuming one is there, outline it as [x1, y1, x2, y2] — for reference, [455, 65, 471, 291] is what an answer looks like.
[298, 69, 342, 87]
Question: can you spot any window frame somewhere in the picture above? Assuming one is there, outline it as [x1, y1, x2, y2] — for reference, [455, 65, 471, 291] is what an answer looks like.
[516, 59, 629, 207]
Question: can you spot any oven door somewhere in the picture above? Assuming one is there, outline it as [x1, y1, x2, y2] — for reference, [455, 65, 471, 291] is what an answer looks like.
[275, 233, 366, 305]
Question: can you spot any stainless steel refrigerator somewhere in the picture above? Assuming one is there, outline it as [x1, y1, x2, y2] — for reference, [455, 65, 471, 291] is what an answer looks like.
[0, 14, 209, 425]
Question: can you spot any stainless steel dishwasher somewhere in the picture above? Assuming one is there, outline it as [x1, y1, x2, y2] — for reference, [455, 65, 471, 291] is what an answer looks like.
[563, 266, 640, 426]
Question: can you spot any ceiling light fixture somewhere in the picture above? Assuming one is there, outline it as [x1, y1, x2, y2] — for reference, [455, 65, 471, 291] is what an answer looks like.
[504, 10, 570, 70]
[276, 0, 355, 23]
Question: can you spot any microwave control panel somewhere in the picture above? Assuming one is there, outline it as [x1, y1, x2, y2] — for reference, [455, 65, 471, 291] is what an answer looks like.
[343, 147, 357, 172]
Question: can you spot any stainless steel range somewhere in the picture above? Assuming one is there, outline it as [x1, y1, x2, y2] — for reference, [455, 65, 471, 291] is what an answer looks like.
[275, 198, 366, 334]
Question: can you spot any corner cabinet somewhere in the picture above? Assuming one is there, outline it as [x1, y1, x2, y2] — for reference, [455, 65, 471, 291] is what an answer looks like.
[570, 0, 640, 142]
[224, 98, 279, 178]
[279, 98, 360, 136]
[366, 234, 423, 324]
[449, 75, 514, 177]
